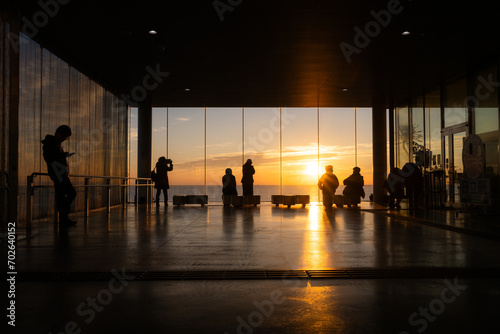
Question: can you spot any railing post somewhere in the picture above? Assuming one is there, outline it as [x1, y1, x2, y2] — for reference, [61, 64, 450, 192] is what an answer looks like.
[54, 194, 58, 224]
[135, 179, 139, 206]
[122, 178, 127, 210]
[84, 177, 90, 217]
[26, 175, 33, 227]
[146, 180, 150, 209]
[106, 178, 111, 213]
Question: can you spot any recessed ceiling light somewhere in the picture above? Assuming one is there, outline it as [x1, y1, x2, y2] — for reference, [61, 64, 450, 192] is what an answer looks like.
[342, 88, 348, 92]
[185, 88, 191, 92]
[149, 30, 158, 35]
[402, 31, 411, 36]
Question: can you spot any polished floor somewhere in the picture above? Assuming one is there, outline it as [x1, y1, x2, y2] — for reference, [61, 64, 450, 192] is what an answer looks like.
[10, 202, 500, 333]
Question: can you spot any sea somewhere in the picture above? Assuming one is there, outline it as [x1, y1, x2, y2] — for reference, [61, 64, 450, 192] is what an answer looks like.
[153, 184, 374, 204]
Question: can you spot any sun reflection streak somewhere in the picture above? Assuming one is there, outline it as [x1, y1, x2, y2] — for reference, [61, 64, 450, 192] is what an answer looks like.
[300, 205, 330, 269]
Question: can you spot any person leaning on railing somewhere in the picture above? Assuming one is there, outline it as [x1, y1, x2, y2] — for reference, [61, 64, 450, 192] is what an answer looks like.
[41, 125, 77, 226]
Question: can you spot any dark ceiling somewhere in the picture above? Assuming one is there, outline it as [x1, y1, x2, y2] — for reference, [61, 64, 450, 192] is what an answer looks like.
[15, 0, 500, 107]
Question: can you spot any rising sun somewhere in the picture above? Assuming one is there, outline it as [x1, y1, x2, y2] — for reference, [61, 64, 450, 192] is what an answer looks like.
[304, 162, 321, 179]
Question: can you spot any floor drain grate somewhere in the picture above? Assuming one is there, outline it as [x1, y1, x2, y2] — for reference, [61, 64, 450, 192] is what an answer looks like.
[16, 268, 500, 282]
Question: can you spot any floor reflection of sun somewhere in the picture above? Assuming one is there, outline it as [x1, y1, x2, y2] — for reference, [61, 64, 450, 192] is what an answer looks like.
[301, 205, 329, 269]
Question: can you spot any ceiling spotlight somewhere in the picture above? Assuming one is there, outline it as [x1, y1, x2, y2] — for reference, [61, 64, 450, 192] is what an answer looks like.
[342, 88, 348, 92]
[402, 31, 411, 36]
[149, 30, 158, 35]
[185, 88, 191, 92]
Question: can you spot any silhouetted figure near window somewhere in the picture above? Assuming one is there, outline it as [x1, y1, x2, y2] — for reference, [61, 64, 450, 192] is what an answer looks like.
[343, 167, 365, 208]
[42, 125, 76, 226]
[222, 168, 237, 206]
[222, 168, 238, 196]
[384, 167, 404, 209]
[241, 159, 255, 196]
[318, 165, 339, 208]
[402, 162, 423, 210]
[154, 157, 173, 206]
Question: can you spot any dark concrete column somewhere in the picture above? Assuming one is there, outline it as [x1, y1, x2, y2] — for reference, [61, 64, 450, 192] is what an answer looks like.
[372, 106, 387, 206]
[137, 103, 152, 203]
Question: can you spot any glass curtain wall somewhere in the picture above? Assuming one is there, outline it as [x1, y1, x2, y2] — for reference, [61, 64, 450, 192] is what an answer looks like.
[444, 78, 468, 127]
[396, 107, 410, 167]
[425, 90, 442, 171]
[244, 108, 281, 201]
[411, 98, 425, 166]
[18, 35, 128, 221]
[474, 66, 500, 205]
[151, 107, 373, 203]
[394, 67, 500, 208]
[282, 108, 318, 202]
[167, 108, 205, 201]
[206, 108, 242, 202]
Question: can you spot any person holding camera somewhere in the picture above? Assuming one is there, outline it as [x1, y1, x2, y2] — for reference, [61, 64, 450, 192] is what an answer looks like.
[154, 156, 173, 206]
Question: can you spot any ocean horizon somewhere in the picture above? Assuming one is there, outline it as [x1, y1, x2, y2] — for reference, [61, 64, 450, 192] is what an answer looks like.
[153, 185, 374, 203]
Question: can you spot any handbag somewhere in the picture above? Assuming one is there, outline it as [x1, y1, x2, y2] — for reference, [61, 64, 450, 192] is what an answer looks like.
[150, 169, 157, 182]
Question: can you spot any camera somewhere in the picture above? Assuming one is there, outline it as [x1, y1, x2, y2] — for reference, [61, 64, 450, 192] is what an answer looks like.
[166, 159, 172, 164]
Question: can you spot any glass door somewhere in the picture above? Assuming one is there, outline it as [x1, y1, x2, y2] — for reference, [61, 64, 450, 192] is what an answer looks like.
[442, 127, 468, 204]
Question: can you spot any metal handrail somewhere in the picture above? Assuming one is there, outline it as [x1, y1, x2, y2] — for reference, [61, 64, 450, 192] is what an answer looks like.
[27, 172, 155, 224]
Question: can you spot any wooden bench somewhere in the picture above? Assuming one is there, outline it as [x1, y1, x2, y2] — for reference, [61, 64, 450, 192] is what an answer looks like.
[271, 195, 310, 208]
[223, 195, 260, 207]
[173, 195, 208, 207]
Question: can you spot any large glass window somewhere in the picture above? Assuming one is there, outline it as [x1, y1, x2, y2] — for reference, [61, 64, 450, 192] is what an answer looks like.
[355, 108, 373, 189]
[396, 107, 410, 167]
[149, 107, 374, 203]
[244, 108, 281, 201]
[425, 89, 442, 171]
[167, 108, 205, 200]
[206, 108, 242, 202]
[475, 67, 499, 179]
[444, 79, 468, 127]
[475, 67, 499, 135]
[411, 99, 425, 166]
[320, 108, 355, 191]
[282, 108, 318, 201]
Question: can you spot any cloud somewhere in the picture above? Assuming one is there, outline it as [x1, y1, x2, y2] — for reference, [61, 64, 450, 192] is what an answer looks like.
[176, 117, 191, 122]
[153, 126, 167, 133]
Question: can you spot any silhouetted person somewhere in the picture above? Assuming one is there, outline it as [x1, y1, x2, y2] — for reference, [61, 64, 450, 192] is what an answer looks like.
[343, 167, 365, 207]
[222, 168, 238, 196]
[384, 167, 404, 209]
[154, 157, 173, 206]
[402, 162, 423, 210]
[42, 125, 76, 226]
[318, 165, 339, 208]
[222, 168, 237, 206]
[241, 159, 255, 196]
